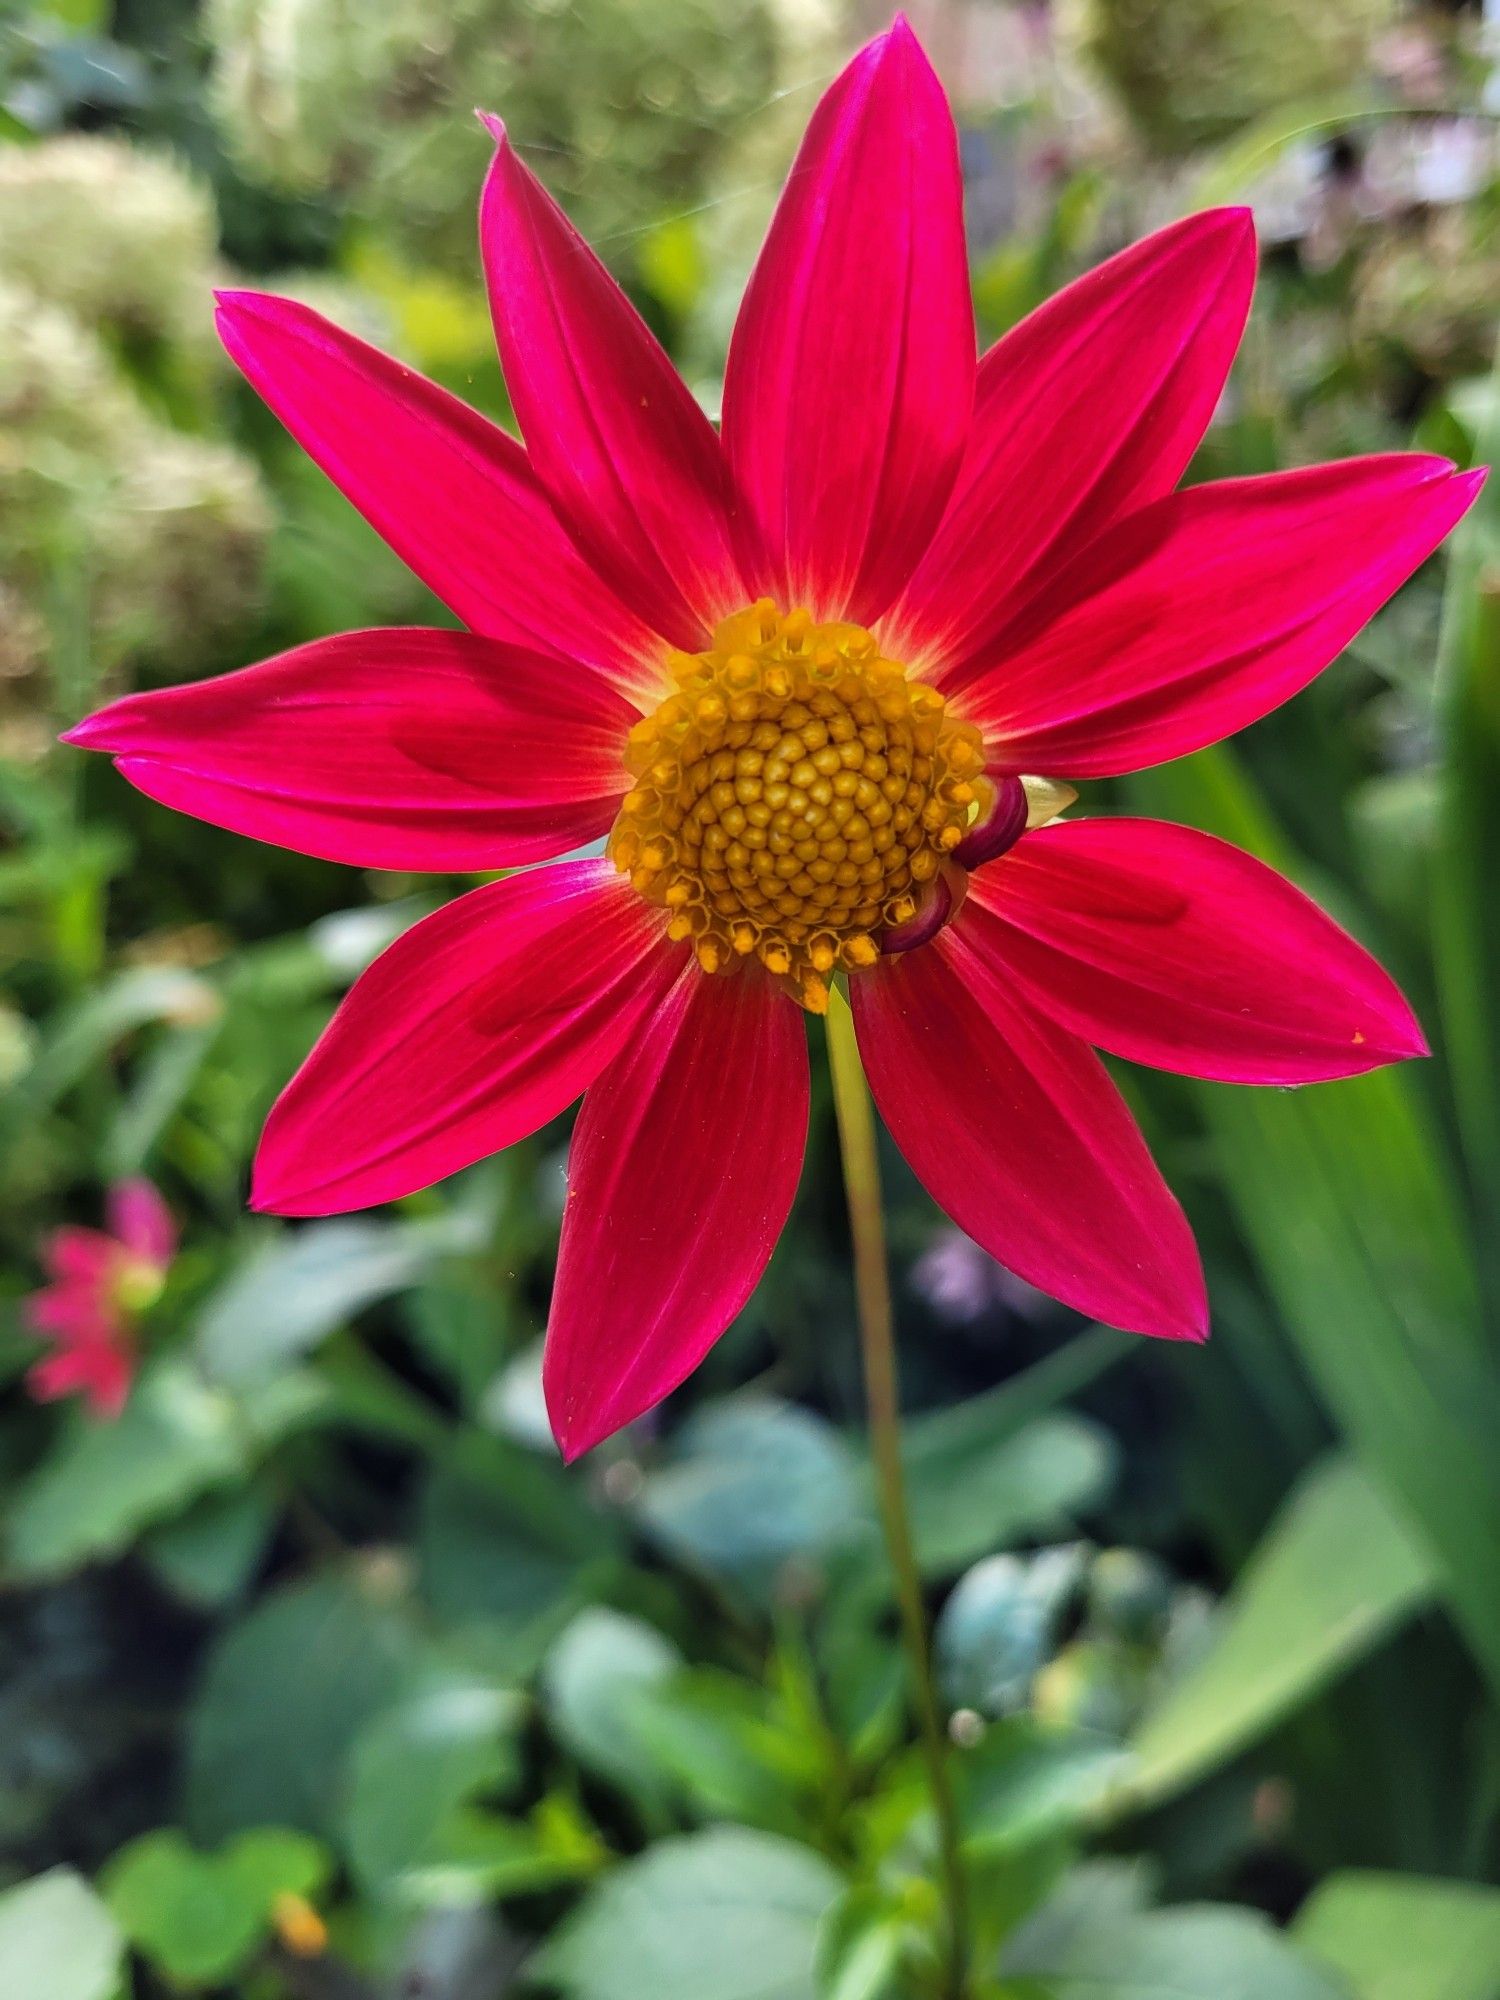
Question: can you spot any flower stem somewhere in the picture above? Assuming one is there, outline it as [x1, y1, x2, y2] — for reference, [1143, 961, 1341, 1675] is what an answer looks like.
[826, 984, 969, 1999]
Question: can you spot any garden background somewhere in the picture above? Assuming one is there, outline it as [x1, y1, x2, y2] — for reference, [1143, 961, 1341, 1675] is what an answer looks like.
[3, 1, 1500, 1995]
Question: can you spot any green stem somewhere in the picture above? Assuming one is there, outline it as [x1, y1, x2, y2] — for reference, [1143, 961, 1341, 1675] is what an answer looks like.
[826, 985, 969, 1999]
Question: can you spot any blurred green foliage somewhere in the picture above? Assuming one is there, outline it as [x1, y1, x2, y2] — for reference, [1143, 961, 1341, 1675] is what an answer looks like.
[3, 0, 1500, 1996]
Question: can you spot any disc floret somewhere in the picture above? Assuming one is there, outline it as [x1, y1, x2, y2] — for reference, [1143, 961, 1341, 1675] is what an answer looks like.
[608, 600, 988, 1011]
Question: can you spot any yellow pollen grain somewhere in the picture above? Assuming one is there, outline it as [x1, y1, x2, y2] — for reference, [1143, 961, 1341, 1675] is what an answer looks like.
[607, 604, 986, 1009]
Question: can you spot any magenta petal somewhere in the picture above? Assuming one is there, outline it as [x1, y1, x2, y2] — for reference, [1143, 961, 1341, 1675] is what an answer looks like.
[956, 455, 1484, 775]
[969, 818, 1427, 1084]
[106, 1179, 177, 1267]
[30, 1343, 133, 1418]
[24, 1280, 116, 1343]
[214, 291, 662, 699]
[887, 207, 1256, 675]
[66, 629, 634, 872]
[479, 122, 744, 648]
[543, 964, 807, 1460]
[721, 18, 974, 623]
[851, 931, 1207, 1341]
[252, 862, 684, 1216]
[44, 1227, 119, 1286]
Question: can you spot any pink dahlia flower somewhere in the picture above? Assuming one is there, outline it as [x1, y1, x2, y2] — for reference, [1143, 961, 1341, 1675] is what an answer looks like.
[66, 20, 1480, 1459]
[23, 1179, 176, 1417]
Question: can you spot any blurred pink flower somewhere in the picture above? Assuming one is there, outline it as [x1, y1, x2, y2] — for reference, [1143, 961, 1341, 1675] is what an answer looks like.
[23, 1179, 176, 1418]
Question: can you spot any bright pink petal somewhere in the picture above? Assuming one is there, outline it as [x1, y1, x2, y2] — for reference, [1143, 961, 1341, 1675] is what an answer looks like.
[252, 862, 683, 1216]
[29, 1341, 133, 1418]
[24, 1280, 116, 1344]
[214, 291, 662, 700]
[43, 1227, 119, 1287]
[850, 928, 1206, 1341]
[543, 965, 808, 1460]
[953, 456, 1484, 775]
[106, 1178, 177, 1267]
[65, 629, 633, 872]
[479, 122, 744, 648]
[969, 819, 1426, 1085]
[886, 208, 1256, 675]
[721, 18, 974, 623]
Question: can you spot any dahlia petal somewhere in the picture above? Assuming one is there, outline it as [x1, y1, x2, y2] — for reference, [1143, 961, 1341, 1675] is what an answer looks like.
[886, 208, 1256, 674]
[214, 291, 661, 699]
[956, 456, 1484, 775]
[851, 929, 1206, 1340]
[24, 1280, 116, 1344]
[543, 965, 808, 1460]
[65, 629, 634, 871]
[29, 1342, 133, 1418]
[479, 121, 744, 647]
[252, 862, 683, 1216]
[970, 819, 1427, 1084]
[44, 1226, 119, 1286]
[107, 1178, 178, 1267]
[721, 17, 974, 622]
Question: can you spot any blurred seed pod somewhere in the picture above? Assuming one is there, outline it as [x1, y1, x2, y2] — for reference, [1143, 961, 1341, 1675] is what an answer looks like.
[1063, 0, 1397, 156]
[206, 0, 782, 273]
[0, 135, 219, 359]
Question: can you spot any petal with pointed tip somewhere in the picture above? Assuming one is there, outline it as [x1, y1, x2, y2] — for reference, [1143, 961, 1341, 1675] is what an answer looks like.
[66, 629, 635, 872]
[722, 18, 974, 622]
[886, 207, 1256, 675]
[970, 818, 1427, 1084]
[544, 964, 807, 1459]
[214, 290, 662, 699]
[954, 456, 1484, 775]
[479, 121, 744, 647]
[851, 925, 1207, 1341]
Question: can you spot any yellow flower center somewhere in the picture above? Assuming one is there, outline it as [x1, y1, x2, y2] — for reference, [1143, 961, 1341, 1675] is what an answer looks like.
[112, 1256, 165, 1316]
[608, 600, 988, 1012]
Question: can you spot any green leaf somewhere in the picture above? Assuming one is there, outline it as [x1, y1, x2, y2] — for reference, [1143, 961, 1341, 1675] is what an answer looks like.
[957, 1719, 1132, 1855]
[141, 1488, 274, 1609]
[628, 1669, 807, 1831]
[185, 1573, 420, 1841]
[4, 966, 220, 1123]
[535, 1828, 842, 2000]
[418, 1440, 614, 1655]
[1129, 747, 1500, 1701]
[1122, 1457, 1433, 1810]
[4, 1362, 318, 1577]
[1431, 332, 1500, 1270]
[814, 1888, 907, 2000]
[903, 1416, 1117, 1578]
[103, 1827, 328, 1987]
[1003, 1895, 1343, 1999]
[635, 1398, 862, 1597]
[343, 1672, 524, 1896]
[196, 1211, 487, 1385]
[543, 1608, 682, 1809]
[0, 1870, 124, 2000]
[1294, 1872, 1500, 2000]
[397, 1799, 604, 1906]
